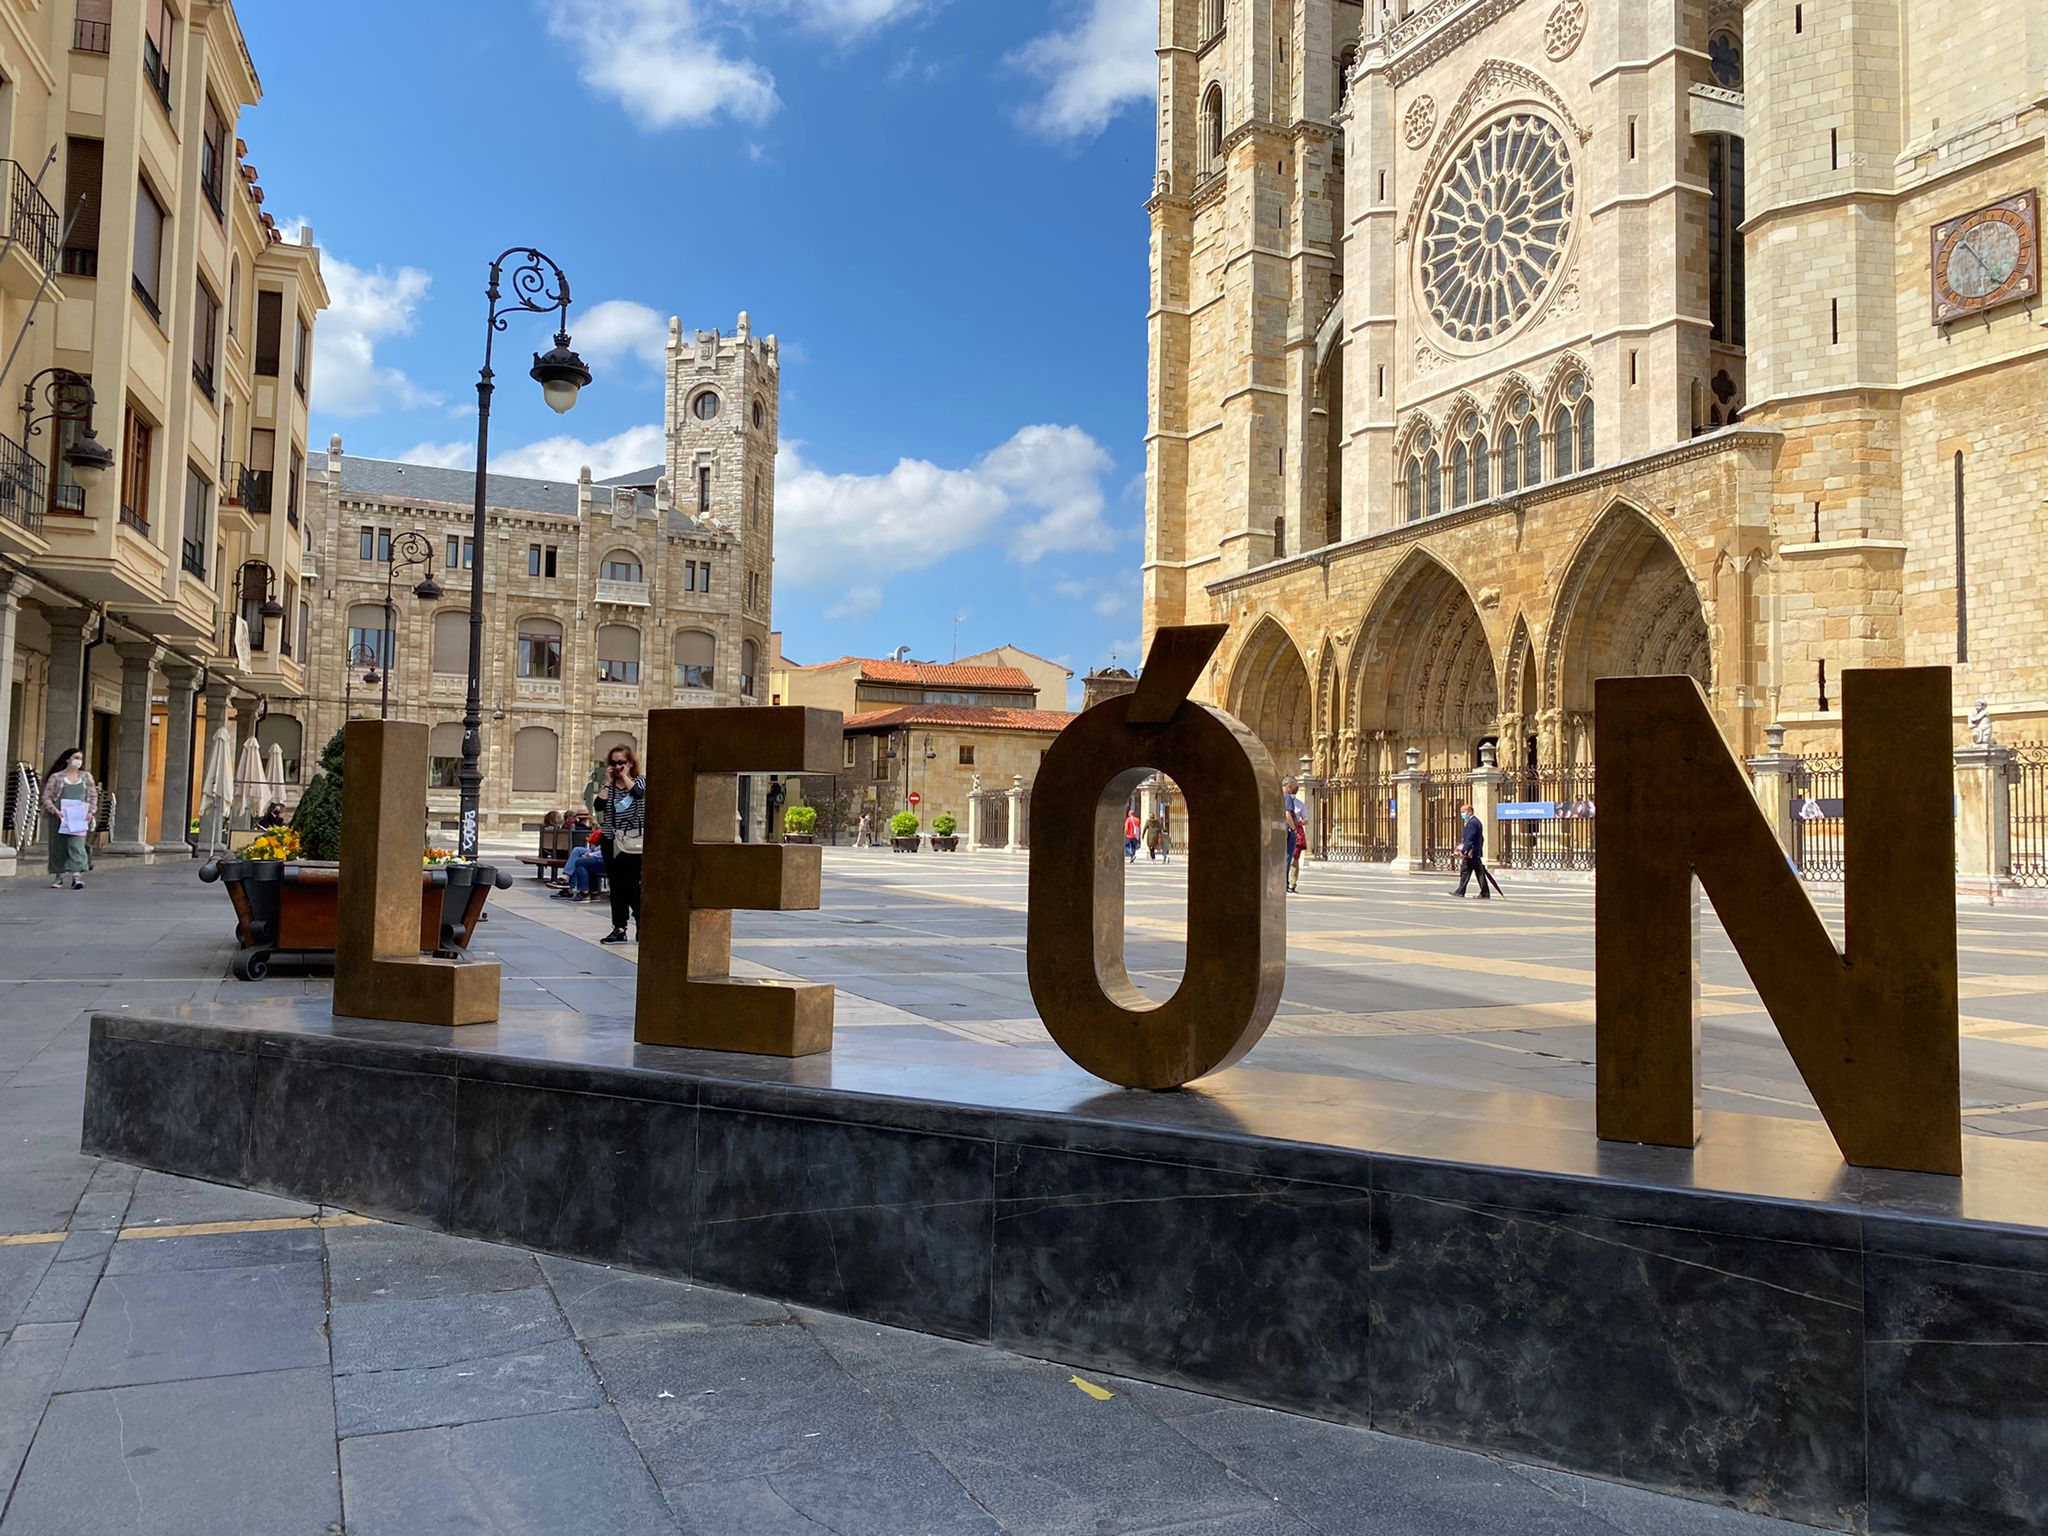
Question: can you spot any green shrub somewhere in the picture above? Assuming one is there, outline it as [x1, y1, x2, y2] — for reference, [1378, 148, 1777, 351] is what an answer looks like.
[783, 803, 818, 836]
[931, 812, 958, 837]
[889, 811, 920, 839]
[290, 728, 347, 860]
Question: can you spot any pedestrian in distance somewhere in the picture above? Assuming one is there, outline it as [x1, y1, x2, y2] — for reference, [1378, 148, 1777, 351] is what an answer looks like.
[854, 809, 874, 848]
[41, 748, 95, 891]
[1450, 802, 1501, 899]
[1281, 777, 1307, 893]
[593, 744, 646, 943]
[1142, 812, 1165, 861]
[1124, 809, 1141, 862]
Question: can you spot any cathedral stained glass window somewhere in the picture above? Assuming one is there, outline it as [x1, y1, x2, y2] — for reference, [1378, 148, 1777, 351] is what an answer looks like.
[1420, 114, 1576, 343]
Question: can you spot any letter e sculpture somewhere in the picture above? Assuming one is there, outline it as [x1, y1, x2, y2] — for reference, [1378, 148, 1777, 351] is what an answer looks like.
[1028, 625, 1287, 1088]
[333, 720, 501, 1026]
[636, 706, 843, 1055]
[1595, 669, 1960, 1174]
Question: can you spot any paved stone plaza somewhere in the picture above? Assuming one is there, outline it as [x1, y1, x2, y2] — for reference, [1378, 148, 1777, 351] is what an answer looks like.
[2, 855, 2041, 1533]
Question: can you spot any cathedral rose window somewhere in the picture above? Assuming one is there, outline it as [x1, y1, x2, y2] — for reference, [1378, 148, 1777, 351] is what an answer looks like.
[1420, 113, 1576, 343]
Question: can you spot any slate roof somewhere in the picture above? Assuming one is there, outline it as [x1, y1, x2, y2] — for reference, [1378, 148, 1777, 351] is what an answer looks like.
[309, 452, 720, 534]
[596, 464, 665, 489]
[841, 705, 1076, 735]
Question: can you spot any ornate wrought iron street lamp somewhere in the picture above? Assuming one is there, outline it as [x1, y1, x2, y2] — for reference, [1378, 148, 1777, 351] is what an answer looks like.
[19, 367, 114, 503]
[236, 559, 286, 657]
[344, 641, 381, 718]
[458, 248, 591, 859]
[379, 529, 443, 720]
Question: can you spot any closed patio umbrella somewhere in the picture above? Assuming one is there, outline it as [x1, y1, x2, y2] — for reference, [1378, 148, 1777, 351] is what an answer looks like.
[234, 734, 267, 826]
[197, 723, 236, 854]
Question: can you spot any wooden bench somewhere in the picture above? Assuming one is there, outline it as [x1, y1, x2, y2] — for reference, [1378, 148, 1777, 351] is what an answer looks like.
[518, 823, 575, 884]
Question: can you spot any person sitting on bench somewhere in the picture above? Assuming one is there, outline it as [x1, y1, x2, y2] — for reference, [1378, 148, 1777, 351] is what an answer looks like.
[554, 819, 605, 901]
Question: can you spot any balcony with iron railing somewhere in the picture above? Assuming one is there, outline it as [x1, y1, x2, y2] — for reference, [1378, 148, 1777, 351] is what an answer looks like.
[0, 430, 46, 538]
[142, 34, 172, 112]
[0, 161, 60, 287]
[73, 17, 110, 54]
[179, 538, 205, 578]
[226, 463, 273, 515]
[119, 501, 148, 536]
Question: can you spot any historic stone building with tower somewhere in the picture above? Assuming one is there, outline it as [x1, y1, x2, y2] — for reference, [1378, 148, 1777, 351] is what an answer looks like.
[297, 313, 778, 840]
[1145, 0, 2045, 858]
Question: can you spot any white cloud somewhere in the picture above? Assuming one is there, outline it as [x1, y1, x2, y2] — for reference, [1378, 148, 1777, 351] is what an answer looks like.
[547, 0, 928, 132]
[573, 300, 669, 371]
[397, 423, 665, 482]
[775, 423, 1116, 590]
[310, 254, 438, 418]
[827, 585, 884, 622]
[546, 0, 779, 129]
[1010, 0, 1154, 141]
[1053, 572, 1139, 620]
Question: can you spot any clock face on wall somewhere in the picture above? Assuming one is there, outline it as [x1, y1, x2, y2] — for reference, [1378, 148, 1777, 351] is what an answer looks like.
[1930, 190, 2039, 323]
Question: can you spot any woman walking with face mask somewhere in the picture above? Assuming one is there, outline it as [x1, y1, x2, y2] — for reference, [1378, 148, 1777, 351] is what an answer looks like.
[41, 748, 96, 890]
[593, 744, 646, 944]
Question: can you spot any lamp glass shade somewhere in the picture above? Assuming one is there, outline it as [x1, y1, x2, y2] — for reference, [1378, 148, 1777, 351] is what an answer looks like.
[259, 598, 285, 620]
[530, 340, 591, 416]
[64, 430, 114, 490]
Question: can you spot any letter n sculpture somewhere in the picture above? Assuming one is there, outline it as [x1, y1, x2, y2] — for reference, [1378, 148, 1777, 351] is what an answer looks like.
[1027, 624, 1287, 1088]
[635, 706, 843, 1055]
[333, 720, 501, 1026]
[1596, 669, 1961, 1174]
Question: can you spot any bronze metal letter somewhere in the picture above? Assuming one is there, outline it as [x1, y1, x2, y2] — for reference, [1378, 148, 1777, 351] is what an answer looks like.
[1027, 624, 1287, 1089]
[635, 706, 843, 1055]
[1595, 669, 1960, 1174]
[332, 720, 501, 1027]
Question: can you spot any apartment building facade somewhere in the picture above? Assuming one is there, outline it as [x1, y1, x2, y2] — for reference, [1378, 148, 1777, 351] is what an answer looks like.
[0, 0, 326, 870]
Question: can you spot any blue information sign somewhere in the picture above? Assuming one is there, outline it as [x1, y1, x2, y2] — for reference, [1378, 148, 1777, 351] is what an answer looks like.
[1497, 801, 1557, 821]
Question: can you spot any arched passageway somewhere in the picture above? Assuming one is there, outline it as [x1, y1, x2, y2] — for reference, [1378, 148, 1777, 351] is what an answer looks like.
[1348, 550, 1498, 778]
[1225, 617, 1312, 774]
[1544, 505, 1710, 763]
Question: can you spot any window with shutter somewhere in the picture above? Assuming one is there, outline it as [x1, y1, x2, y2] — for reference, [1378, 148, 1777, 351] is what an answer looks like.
[674, 630, 715, 690]
[61, 139, 102, 276]
[596, 624, 641, 684]
[428, 723, 464, 788]
[511, 727, 559, 793]
[254, 290, 282, 375]
[431, 611, 467, 674]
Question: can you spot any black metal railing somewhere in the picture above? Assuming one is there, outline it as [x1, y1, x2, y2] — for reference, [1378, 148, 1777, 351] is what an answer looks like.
[0, 430, 46, 534]
[1790, 754, 1845, 881]
[3, 160, 59, 275]
[59, 246, 96, 277]
[179, 538, 204, 578]
[192, 360, 215, 399]
[131, 275, 161, 322]
[50, 481, 84, 516]
[142, 37, 171, 110]
[1419, 778, 1465, 872]
[2011, 743, 2048, 889]
[1499, 763, 1599, 871]
[236, 464, 272, 515]
[118, 501, 148, 535]
[1316, 772, 1396, 862]
[73, 17, 109, 53]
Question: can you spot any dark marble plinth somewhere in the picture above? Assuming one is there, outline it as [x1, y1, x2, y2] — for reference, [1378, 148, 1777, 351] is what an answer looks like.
[81, 1004, 2048, 1535]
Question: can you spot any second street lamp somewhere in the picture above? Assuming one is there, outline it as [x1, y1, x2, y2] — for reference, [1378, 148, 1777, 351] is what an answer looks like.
[379, 530, 442, 720]
[458, 247, 591, 860]
[20, 368, 114, 522]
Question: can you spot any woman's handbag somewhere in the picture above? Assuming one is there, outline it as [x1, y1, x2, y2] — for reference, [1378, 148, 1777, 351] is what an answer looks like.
[615, 828, 645, 855]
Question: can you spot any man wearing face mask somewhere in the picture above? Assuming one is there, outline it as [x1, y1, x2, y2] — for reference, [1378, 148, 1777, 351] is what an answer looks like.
[40, 747, 97, 890]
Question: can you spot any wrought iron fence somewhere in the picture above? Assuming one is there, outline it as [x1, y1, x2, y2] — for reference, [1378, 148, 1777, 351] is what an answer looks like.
[0, 429, 46, 534]
[1791, 754, 1845, 881]
[2011, 742, 2048, 889]
[972, 791, 1009, 849]
[1420, 777, 1464, 872]
[1498, 764, 1598, 870]
[4, 160, 58, 275]
[1315, 772, 1395, 862]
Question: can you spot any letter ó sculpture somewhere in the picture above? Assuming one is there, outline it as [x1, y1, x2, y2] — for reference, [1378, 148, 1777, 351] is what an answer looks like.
[1596, 669, 1961, 1175]
[1027, 624, 1287, 1088]
[635, 706, 843, 1056]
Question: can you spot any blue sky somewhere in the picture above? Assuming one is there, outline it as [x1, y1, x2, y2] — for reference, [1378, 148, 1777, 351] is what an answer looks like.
[236, 0, 1158, 704]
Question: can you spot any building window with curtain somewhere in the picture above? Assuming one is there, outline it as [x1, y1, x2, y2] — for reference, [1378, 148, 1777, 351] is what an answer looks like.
[600, 551, 642, 583]
[431, 610, 467, 674]
[511, 727, 559, 794]
[517, 618, 563, 680]
[596, 624, 641, 685]
[192, 278, 220, 396]
[142, 0, 174, 109]
[180, 464, 208, 577]
[674, 630, 715, 690]
[429, 724, 464, 788]
[60, 138, 102, 276]
[346, 602, 391, 668]
[120, 404, 154, 533]
[132, 179, 168, 320]
[254, 290, 282, 375]
[200, 95, 227, 218]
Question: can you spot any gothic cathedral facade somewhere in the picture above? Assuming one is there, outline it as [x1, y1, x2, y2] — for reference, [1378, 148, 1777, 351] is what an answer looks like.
[1145, 0, 2046, 830]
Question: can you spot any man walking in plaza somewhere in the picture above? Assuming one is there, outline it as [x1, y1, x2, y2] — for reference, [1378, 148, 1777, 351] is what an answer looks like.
[1282, 778, 1307, 893]
[1450, 803, 1494, 899]
[1125, 808, 1141, 862]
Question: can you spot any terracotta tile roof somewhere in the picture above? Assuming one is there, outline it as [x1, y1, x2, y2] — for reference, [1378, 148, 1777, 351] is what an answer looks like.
[841, 705, 1077, 736]
[791, 655, 1036, 691]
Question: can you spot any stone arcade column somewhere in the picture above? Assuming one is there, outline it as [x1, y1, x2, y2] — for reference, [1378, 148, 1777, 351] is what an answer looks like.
[41, 608, 92, 764]
[1746, 721, 1799, 857]
[1467, 742, 1511, 853]
[0, 577, 28, 876]
[1392, 746, 1428, 872]
[1955, 741, 2017, 893]
[107, 642, 161, 855]
[158, 660, 200, 856]
[1005, 774, 1026, 853]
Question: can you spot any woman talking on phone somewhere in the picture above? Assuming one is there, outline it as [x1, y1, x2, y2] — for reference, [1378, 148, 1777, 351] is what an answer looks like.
[592, 743, 645, 944]
[41, 747, 97, 890]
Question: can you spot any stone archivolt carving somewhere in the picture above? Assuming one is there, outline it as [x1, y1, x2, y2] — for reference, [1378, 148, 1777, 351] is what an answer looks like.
[1543, 0, 1586, 61]
[1403, 95, 1438, 148]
